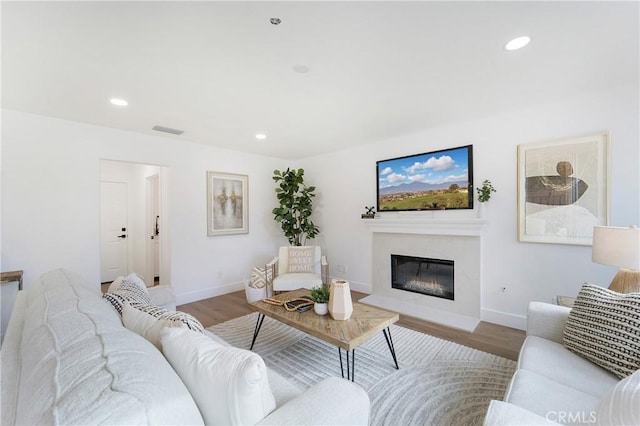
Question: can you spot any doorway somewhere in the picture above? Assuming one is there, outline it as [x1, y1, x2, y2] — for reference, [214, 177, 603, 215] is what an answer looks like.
[99, 160, 169, 287]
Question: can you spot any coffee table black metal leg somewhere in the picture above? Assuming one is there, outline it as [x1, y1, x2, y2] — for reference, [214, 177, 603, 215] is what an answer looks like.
[338, 348, 355, 382]
[383, 327, 399, 369]
[350, 350, 355, 381]
[250, 313, 265, 350]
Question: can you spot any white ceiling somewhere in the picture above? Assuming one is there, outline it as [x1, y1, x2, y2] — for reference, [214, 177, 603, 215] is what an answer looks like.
[2, 1, 639, 159]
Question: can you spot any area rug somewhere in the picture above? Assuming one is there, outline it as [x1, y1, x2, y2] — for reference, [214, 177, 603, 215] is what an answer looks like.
[208, 313, 516, 426]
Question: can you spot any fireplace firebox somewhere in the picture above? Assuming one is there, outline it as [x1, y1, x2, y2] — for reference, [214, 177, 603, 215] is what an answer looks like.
[391, 254, 454, 300]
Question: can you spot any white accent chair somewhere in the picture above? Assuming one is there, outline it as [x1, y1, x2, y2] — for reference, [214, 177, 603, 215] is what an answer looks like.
[268, 246, 328, 292]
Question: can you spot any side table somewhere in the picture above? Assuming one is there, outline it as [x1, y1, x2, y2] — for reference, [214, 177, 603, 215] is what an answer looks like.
[1, 270, 23, 342]
[1, 270, 23, 290]
[556, 295, 576, 308]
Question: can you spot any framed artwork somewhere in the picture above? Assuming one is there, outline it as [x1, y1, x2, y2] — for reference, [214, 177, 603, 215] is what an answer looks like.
[517, 132, 609, 245]
[207, 171, 248, 236]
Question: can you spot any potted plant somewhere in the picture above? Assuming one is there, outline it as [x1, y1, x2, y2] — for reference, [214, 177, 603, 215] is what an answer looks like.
[310, 285, 330, 316]
[475, 179, 496, 217]
[272, 168, 320, 246]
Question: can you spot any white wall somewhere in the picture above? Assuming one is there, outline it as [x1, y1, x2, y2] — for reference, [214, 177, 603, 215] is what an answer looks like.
[2, 84, 638, 329]
[300, 84, 640, 329]
[1, 110, 288, 304]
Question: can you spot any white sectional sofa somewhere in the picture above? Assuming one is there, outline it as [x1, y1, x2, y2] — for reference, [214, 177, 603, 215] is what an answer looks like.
[1, 269, 370, 425]
[484, 301, 640, 425]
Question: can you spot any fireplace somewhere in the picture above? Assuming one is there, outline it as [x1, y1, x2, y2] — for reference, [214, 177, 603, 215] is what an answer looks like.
[391, 254, 454, 301]
[362, 224, 483, 331]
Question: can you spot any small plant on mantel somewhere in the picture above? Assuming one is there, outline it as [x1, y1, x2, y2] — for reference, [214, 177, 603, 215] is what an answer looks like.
[476, 179, 496, 203]
[310, 285, 330, 304]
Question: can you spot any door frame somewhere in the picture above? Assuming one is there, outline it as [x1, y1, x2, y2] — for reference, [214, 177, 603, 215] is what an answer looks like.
[146, 172, 161, 286]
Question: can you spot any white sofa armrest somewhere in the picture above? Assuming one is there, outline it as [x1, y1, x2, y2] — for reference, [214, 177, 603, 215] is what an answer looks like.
[148, 285, 176, 310]
[526, 302, 571, 344]
[257, 377, 370, 425]
[484, 400, 558, 425]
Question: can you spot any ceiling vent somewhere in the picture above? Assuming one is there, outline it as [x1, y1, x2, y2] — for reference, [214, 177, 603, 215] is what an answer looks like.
[152, 125, 184, 135]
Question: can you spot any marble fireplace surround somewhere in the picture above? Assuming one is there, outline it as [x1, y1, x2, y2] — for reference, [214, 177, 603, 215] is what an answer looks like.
[360, 219, 486, 332]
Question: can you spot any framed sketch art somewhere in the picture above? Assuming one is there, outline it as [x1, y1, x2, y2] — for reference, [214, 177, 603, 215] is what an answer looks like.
[207, 171, 248, 236]
[517, 132, 609, 246]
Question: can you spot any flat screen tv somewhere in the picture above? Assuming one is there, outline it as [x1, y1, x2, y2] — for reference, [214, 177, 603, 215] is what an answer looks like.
[377, 145, 473, 212]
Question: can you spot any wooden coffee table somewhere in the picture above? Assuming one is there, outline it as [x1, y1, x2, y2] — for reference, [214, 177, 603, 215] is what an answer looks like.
[249, 288, 400, 382]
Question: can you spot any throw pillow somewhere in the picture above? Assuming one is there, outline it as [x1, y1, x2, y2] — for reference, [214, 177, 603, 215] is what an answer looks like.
[160, 327, 276, 425]
[103, 279, 152, 315]
[250, 266, 273, 289]
[596, 369, 640, 425]
[121, 302, 187, 350]
[131, 303, 205, 334]
[107, 272, 149, 295]
[563, 283, 640, 379]
[106, 275, 125, 293]
[287, 246, 315, 273]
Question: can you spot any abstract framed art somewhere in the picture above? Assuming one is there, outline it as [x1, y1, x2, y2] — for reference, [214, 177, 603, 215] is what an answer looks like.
[517, 132, 609, 246]
[207, 171, 248, 236]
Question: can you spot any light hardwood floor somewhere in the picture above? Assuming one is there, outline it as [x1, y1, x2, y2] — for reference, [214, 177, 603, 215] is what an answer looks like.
[178, 290, 526, 361]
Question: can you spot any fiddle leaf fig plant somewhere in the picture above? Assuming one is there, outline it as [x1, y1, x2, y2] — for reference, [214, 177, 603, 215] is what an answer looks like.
[272, 168, 320, 246]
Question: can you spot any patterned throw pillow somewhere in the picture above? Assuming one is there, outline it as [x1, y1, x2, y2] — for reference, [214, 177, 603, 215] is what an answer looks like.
[250, 266, 273, 289]
[563, 283, 640, 379]
[130, 303, 205, 334]
[103, 279, 152, 315]
[287, 246, 315, 273]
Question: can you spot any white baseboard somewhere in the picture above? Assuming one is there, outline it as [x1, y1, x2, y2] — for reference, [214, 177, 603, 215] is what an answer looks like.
[481, 308, 527, 330]
[175, 281, 244, 306]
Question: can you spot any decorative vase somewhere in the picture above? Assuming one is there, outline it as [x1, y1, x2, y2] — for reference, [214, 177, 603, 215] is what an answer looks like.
[477, 202, 486, 218]
[328, 279, 353, 320]
[314, 302, 328, 316]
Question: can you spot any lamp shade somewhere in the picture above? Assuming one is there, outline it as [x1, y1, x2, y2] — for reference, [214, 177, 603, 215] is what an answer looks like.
[592, 226, 640, 270]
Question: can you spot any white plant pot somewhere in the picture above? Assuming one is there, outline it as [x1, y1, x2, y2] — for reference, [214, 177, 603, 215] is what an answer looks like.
[477, 202, 486, 218]
[314, 302, 328, 316]
[244, 281, 266, 303]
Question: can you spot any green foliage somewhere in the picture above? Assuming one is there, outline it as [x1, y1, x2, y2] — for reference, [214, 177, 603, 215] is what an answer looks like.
[272, 168, 320, 246]
[476, 179, 496, 203]
[310, 285, 330, 303]
[379, 191, 469, 210]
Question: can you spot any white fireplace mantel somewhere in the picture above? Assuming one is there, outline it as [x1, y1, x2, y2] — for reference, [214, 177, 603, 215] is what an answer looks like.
[363, 218, 488, 236]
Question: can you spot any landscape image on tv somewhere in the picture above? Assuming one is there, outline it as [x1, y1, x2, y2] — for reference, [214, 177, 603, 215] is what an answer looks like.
[377, 145, 473, 211]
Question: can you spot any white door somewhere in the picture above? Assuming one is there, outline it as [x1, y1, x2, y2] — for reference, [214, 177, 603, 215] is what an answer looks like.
[100, 181, 128, 283]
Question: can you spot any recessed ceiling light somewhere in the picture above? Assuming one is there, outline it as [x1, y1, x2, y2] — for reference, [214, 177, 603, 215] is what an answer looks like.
[505, 36, 531, 51]
[255, 133, 267, 140]
[110, 98, 128, 107]
[292, 64, 310, 74]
